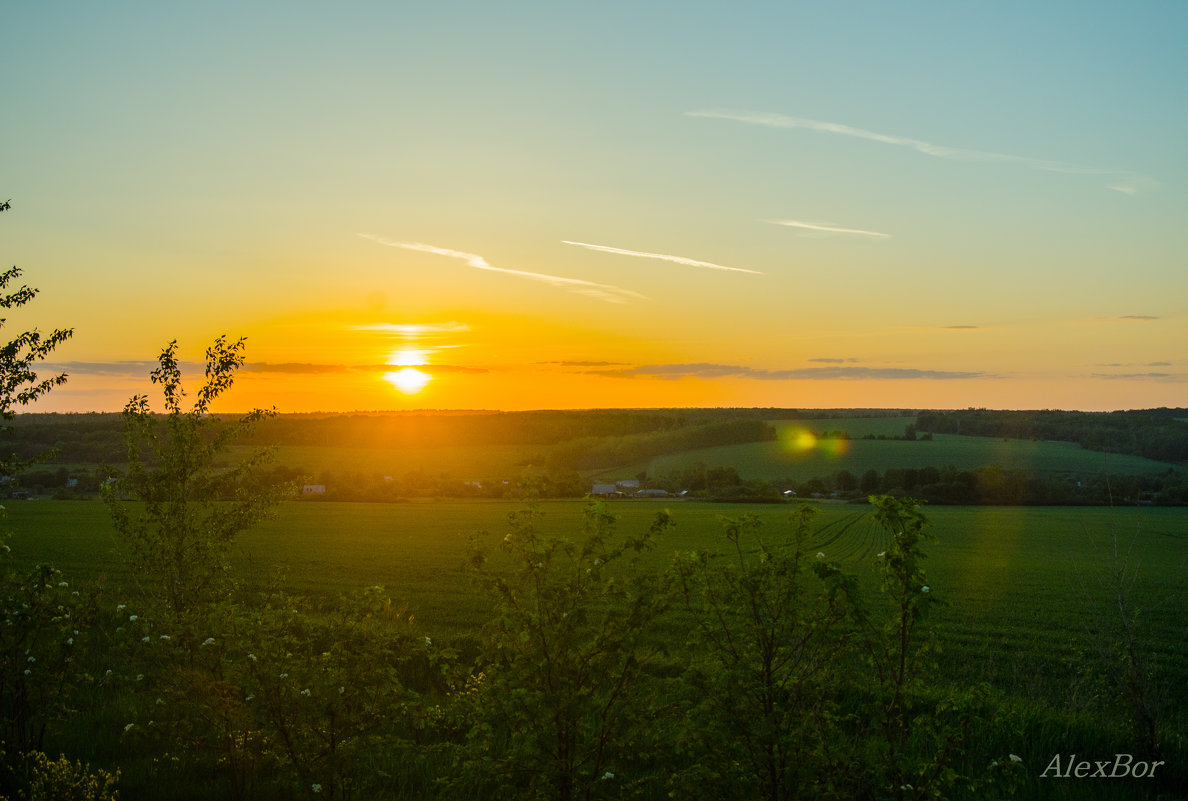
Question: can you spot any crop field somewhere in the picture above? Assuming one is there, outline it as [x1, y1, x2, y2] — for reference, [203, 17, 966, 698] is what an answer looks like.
[644, 422, 1179, 482]
[5, 498, 1186, 711]
[228, 441, 536, 480]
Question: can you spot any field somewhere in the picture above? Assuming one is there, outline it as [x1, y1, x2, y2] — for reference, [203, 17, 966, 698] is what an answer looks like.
[639, 419, 1179, 483]
[7, 497, 1186, 711]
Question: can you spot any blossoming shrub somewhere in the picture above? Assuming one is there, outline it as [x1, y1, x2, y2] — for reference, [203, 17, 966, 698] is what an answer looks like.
[454, 502, 672, 801]
[0, 746, 119, 801]
[668, 506, 860, 801]
[0, 534, 103, 756]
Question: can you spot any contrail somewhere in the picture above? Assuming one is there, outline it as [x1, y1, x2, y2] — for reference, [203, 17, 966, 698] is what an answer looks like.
[765, 219, 890, 238]
[562, 240, 761, 274]
[687, 109, 1150, 194]
[359, 234, 646, 304]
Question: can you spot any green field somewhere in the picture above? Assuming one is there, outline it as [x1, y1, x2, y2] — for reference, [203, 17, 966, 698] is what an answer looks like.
[640, 420, 1179, 483]
[6, 498, 1186, 706]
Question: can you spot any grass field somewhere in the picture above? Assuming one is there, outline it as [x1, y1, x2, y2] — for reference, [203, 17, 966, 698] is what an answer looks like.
[6, 498, 1186, 712]
[639, 420, 1179, 483]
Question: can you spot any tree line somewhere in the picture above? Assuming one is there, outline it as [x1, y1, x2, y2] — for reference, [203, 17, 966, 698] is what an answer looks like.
[915, 409, 1188, 464]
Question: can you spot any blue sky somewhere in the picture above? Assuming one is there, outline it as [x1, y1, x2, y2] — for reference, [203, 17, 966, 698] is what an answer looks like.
[3, 1, 1186, 411]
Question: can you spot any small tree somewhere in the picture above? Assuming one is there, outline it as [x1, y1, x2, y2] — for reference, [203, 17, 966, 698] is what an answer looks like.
[0, 200, 73, 476]
[457, 502, 672, 801]
[670, 507, 859, 801]
[104, 336, 288, 620]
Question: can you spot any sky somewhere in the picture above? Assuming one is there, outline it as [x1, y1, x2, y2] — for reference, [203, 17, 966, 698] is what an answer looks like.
[3, 1, 1186, 413]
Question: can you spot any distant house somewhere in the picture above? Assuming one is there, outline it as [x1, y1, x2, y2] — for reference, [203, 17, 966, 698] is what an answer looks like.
[302, 484, 327, 495]
[616, 479, 640, 489]
[590, 484, 619, 497]
[633, 489, 669, 498]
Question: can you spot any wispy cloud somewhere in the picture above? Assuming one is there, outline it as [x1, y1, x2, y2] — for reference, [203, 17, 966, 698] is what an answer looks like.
[943, 325, 980, 330]
[765, 219, 890, 238]
[584, 362, 989, 381]
[808, 357, 859, 364]
[359, 234, 645, 304]
[1092, 372, 1183, 382]
[45, 361, 181, 377]
[687, 110, 1150, 193]
[1116, 315, 1160, 321]
[562, 240, 761, 274]
[353, 322, 470, 338]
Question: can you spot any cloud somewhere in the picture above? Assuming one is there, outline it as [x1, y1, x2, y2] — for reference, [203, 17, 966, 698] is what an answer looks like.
[562, 240, 761, 274]
[1116, 315, 1159, 321]
[1092, 372, 1182, 381]
[46, 361, 190, 377]
[585, 362, 989, 381]
[359, 234, 645, 304]
[687, 110, 1150, 193]
[353, 322, 470, 338]
[808, 357, 859, 364]
[537, 360, 632, 367]
[1148, 361, 1172, 367]
[765, 219, 890, 238]
[943, 325, 980, 330]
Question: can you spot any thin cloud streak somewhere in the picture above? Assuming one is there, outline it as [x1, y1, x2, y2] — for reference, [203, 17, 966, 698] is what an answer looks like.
[353, 322, 470, 337]
[585, 362, 989, 381]
[687, 110, 1149, 193]
[766, 219, 890, 238]
[359, 234, 645, 304]
[562, 240, 762, 274]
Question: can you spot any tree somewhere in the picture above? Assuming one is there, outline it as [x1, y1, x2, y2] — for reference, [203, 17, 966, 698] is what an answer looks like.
[0, 200, 73, 476]
[104, 336, 289, 619]
[457, 502, 672, 801]
[670, 508, 859, 801]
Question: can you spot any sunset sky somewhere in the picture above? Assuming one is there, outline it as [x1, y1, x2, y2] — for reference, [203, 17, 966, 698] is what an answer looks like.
[3, 2, 1186, 413]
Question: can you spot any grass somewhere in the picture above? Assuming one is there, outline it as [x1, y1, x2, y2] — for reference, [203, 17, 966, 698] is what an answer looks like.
[6, 497, 1186, 798]
[6, 499, 1186, 704]
[641, 421, 1179, 483]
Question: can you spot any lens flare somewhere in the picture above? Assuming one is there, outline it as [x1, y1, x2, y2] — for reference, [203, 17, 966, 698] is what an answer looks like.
[784, 428, 818, 453]
[385, 367, 432, 394]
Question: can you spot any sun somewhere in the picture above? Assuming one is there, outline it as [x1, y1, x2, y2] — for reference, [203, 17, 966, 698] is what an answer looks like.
[385, 367, 432, 394]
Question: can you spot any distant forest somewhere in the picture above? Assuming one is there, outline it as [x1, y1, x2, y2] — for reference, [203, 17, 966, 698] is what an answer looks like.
[1, 408, 885, 465]
[915, 408, 1188, 463]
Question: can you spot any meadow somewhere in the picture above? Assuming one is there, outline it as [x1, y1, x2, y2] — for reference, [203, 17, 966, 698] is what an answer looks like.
[641, 419, 1178, 484]
[7, 497, 1186, 710]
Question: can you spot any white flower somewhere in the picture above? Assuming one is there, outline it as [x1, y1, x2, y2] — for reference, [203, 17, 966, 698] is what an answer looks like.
[142, 636, 151, 643]
[990, 760, 998, 768]
[245, 694, 254, 701]
[105, 669, 112, 676]
[921, 586, 930, 593]
[159, 634, 170, 640]
[338, 686, 345, 695]
[424, 636, 432, 646]
[156, 698, 164, 705]
[877, 551, 885, 558]
[817, 553, 825, 559]
[301, 689, 311, 696]
[311, 784, 322, 793]
[247, 653, 257, 662]
[66, 638, 73, 646]
[58, 581, 69, 588]
[27, 656, 35, 663]
[602, 771, 614, 780]
[128, 615, 138, 622]
[1009, 753, 1022, 763]
[279, 673, 288, 680]
[117, 604, 126, 611]
[202, 637, 215, 646]
[124, 723, 135, 733]
[136, 674, 144, 681]
[24, 669, 31, 676]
